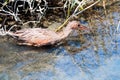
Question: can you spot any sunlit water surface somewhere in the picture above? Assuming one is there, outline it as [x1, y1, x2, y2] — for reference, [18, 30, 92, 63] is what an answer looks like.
[0, 7, 120, 80]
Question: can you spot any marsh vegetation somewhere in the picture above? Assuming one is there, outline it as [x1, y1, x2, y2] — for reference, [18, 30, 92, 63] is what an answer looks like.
[0, 0, 120, 80]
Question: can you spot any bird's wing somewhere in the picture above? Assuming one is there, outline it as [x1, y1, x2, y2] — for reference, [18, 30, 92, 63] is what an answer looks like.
[14, 28, 60, 46]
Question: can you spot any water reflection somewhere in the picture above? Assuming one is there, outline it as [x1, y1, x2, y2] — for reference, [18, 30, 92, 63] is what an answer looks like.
[0, 5, 120, 80]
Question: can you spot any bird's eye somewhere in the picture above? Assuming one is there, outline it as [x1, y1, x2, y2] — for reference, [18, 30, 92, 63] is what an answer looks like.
[78, 24, 80, 27]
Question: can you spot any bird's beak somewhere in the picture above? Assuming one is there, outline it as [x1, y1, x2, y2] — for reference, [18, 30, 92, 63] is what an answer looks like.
[79, 25, 90, 31]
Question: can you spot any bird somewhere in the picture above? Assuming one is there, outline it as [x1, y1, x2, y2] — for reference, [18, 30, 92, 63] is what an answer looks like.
[7, 21, 89, 47]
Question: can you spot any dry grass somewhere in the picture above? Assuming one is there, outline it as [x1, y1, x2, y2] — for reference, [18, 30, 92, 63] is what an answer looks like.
[0, 0, 100, 33]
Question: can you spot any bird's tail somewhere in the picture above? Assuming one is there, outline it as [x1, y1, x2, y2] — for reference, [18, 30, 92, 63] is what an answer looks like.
[7, 32, 17, 38]
[0, 27, 16, 38]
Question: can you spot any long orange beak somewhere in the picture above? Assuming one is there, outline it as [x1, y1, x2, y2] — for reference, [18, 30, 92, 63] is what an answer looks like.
[79, 25, 90, 31]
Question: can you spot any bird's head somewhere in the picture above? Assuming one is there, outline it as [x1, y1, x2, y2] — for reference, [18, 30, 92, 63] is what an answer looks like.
[69, 21, 89, 31]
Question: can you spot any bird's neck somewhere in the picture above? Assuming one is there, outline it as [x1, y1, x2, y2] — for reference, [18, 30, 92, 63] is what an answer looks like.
[58, 26, 72, 39]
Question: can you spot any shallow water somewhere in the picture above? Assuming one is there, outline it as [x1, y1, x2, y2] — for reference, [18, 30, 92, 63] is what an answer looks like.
[0, 6, 120, 80]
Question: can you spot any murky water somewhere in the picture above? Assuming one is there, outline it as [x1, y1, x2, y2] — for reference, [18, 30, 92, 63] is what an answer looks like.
[0, 5, 120, 80]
